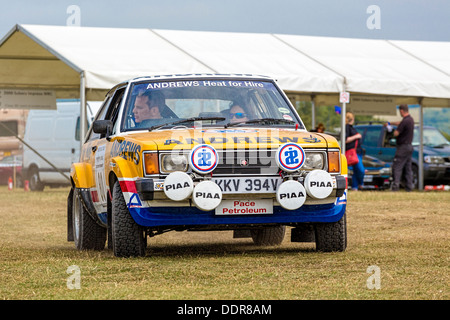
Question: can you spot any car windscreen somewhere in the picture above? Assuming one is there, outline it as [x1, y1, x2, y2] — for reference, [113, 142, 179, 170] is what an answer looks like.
[413, 127, 450, 147]
[121, 79, 303, 131]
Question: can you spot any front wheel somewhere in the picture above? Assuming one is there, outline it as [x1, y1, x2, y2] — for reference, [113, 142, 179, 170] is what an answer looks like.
[314, 214, 347, 252]
[111, 181, 146, 257]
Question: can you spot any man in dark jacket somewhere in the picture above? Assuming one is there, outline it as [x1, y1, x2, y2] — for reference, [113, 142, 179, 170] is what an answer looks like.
[390, 104, 415, 191]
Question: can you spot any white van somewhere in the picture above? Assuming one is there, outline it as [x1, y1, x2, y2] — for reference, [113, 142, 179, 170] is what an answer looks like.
[23, 100, 101, 191]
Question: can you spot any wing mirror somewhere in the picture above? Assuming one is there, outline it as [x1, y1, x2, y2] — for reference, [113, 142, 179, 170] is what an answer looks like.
[389, 138, 397, 146]
[93, 120, 113, 140]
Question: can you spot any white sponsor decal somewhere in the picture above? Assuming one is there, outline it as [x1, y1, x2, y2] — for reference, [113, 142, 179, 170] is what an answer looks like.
[304, 170, 333, 199]
[163, 171, 194, 201]
[192, 180, 222, 211]
[215, 199, 273, 215]
[275, 143, 305, 172]
[94, 144, 107, 206]
[276, 180, 307, 210]
[189, 144, 219, 174]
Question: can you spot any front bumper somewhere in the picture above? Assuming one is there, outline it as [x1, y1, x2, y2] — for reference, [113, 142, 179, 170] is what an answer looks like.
[128, 201, 347, 228]
[423, 163, 450, 184]
[128, 175, 347, 228]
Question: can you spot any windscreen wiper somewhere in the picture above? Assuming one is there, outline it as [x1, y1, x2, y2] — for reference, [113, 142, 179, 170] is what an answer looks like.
[225, 118, 295, 128]
[148, 117, 226, 131]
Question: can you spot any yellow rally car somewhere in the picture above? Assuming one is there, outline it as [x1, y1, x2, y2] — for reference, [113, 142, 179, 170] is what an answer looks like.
[68, 74, 348, 257]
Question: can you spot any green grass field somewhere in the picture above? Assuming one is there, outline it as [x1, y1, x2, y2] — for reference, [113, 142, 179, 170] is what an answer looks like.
[0, 186, 448, 300]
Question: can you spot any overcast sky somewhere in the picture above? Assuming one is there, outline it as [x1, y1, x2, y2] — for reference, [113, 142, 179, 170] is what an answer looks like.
[1, 0, 449, 41]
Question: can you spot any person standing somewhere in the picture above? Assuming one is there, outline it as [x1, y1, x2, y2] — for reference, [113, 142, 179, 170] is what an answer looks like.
[345, 112, 365, 190]
[311, 122, 325, 133]
[389, 104, 415, 191]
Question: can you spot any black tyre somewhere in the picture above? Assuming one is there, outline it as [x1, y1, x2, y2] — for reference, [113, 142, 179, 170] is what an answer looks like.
[72, 188, 107, 250]
[411, 164, 418, 190]
[314, 214, 347, 252]
[251, 225, 286, 246]
[111, 181, 146, 257]
[29, 167, 44, 191]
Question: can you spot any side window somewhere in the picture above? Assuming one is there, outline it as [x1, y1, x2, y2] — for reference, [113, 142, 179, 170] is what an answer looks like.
[87, 95, 112, 141]
[75, 117, 80, 141]
[362, 127, 381, 147]
[86, 87, 126, 141]
[104, 87, 126, 136]
[105, 88, 125, 122]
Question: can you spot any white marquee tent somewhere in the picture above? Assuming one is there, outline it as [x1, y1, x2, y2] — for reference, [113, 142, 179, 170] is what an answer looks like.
[1, 24, 450, 188]
[2, 25, 450, 103]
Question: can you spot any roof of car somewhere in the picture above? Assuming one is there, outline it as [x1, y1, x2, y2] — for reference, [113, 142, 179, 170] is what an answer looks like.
[129, 73, 273, 82]
[106, 73, 274, 95]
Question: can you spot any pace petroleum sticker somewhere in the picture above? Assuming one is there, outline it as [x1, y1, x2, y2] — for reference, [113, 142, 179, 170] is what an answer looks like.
[189, 144, 219, 174]
[275, 143, 305, 172]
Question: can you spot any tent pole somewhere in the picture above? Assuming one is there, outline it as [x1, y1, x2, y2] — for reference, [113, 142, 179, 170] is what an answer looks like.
[418, 99, 424, 191]
[80, 71, 86, 152]
[341, 101, 347, 154]
[340, 81, 348, 155]
[311, 94, 316, 130]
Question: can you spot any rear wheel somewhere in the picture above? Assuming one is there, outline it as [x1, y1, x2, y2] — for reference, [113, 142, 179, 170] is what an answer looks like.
[111, 181, 146, 257]
[411, 164, 418, 190]
[29, 167, 44, 191]
[251, 225, 286, 246]
[72, 188, 106, 250]
[314, 214, 347, 252]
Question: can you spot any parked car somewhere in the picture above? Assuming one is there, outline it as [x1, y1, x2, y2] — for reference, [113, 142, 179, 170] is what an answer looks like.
[324, 130, 391, 190]
[348, 154, 391, 190]
[67, 74, 349, 257]
[354, 124, 450, 188]
[0, 155, 23, 187]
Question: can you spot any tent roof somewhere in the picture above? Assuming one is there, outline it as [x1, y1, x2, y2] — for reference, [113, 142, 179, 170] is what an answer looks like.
[1, 24, 450, 106]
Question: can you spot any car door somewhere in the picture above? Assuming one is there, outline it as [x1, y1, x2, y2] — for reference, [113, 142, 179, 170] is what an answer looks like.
[88, 87, 126, 213]
[359, 126, 395, 163]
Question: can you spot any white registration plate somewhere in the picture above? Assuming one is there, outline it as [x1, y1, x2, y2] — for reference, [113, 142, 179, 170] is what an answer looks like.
[212, 177, 282, 194]
[215, 199, 273, 215]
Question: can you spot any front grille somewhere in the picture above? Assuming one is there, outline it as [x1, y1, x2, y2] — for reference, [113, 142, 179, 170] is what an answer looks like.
[158, 148, 330, 177]
[214, 149, 278, 176]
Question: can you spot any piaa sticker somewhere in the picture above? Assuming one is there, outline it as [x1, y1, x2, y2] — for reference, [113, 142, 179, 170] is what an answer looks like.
[192, 181, 222, 211]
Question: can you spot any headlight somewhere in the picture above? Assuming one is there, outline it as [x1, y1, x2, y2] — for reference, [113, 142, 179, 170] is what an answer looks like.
[161, 154, 188, 172]
[424, 156, 444, 164]
[303, 152, 325, 170]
